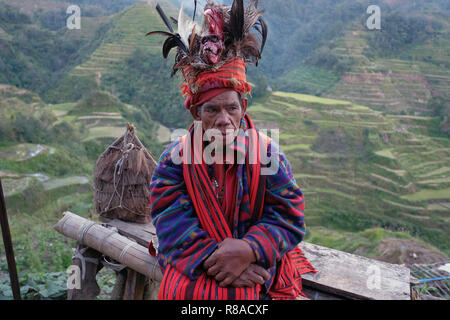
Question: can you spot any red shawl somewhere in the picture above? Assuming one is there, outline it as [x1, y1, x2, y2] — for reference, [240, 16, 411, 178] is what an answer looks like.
[157, 115, 316, 300]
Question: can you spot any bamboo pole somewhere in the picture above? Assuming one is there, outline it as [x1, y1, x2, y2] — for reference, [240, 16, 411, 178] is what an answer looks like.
[0, 178, 21, 300]
[53, 211, 162, 282]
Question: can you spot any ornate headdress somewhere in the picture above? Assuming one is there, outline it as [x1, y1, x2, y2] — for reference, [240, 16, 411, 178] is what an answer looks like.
[146, 0, 267, 109]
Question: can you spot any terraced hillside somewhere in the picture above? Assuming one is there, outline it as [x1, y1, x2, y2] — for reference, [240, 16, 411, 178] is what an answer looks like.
[248, 90, 450, 257]
[70, 1, 176, 77]
[43, 0, 191, 128]
[326, 16, 450, 116]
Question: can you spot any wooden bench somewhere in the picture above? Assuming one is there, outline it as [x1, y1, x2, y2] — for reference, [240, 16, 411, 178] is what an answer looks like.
[54, 211, 413, 300]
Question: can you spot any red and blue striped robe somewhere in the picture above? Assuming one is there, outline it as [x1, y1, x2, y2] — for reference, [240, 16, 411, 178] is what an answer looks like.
[149, 117, 313, 299]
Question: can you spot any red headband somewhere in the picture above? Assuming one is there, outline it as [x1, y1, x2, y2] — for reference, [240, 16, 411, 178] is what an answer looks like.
[181, 59, 251, 110]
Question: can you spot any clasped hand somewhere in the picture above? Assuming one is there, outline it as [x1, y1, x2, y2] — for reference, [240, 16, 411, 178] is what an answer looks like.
[203, 238, 270, 287]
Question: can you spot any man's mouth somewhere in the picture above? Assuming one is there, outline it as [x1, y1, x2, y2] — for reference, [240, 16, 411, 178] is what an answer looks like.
[219, 128, 238, 139]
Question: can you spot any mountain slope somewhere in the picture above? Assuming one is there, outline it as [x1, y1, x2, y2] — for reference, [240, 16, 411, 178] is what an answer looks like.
[268, 0, 450, 134]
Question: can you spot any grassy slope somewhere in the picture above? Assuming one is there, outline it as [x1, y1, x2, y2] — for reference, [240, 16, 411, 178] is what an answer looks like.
[248, 90, 450, 257]
[68, 1, 177, 77]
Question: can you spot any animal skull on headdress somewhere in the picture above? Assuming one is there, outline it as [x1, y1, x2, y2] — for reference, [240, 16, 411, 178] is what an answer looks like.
[200, 5, 226, 64]
[146, 0, 268, 80]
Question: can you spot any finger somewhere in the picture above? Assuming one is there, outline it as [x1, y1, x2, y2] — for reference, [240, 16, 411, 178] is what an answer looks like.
[232, 278, 253, 288]
[256, 269, 271, 281]
[219, 276, 234, 287]
[247, 272, 265, 285]
[206, 264, 220, 277]
[251, 265, 271, 280]
[238, 272, 258, 287]
[214, 272, 227, 282]
[231, 279, 243, 288]
[203, 253, 217, 269]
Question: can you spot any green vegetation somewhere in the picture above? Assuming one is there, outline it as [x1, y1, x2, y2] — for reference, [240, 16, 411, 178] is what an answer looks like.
[401, 188, 450, 202]
[272, 91, 351, 106]
[101, 48, 191, 129]
[366, 13, 442, 58]
[0, 2, 111, 97]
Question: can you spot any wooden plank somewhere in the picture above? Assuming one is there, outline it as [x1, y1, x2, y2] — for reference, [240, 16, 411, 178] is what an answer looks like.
[123, 269, 137, 300]
[302, 287, 343, 300]
[299, 242, 411, 300]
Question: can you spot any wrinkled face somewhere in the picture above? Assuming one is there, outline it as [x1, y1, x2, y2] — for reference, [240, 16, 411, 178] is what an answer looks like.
[191, 90, 247, 143]
[200, 34, 224, 64]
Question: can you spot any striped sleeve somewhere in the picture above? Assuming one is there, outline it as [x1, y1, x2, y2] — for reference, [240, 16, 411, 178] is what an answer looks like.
[243, 140, 306, 271]
[150, 139, 219, 280]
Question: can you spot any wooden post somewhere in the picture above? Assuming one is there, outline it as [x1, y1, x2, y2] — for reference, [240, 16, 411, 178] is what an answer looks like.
[122, 269, 137, 300]
[0, 178, 21, 300]
[110, 269, 127, 300]
[134, 273, 147, 300]
[144, 279, 161, 300]
[122, 269, 146, 300]
[67, 244, 103, 300]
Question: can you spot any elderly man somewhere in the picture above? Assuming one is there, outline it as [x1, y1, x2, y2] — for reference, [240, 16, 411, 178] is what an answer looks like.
[148, 1, 315, 300]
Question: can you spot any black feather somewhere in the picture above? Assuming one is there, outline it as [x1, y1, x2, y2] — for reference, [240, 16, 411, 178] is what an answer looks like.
[193, 0, 197, 21]
[156, 3, 174, 33]
[162, 35, 188, 58]
[146, 31, 188, 58]
[230, 0, 244, 41]
[253, 20, 261, 34]
[145, 30, 173, 37]
[257, 17, 267, 54]
[170, 16, 178, 25]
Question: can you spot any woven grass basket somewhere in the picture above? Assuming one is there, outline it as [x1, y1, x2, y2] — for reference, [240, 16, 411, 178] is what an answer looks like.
[93, 123, 156, 224]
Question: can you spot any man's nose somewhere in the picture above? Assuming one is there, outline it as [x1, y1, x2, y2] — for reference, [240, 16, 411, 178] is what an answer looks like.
[215, 110, 231, 126]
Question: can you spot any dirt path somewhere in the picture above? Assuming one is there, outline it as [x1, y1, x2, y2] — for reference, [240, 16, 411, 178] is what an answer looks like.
[374, 238, 449, 266]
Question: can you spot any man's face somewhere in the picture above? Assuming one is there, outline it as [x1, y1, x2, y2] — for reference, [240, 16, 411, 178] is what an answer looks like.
[192, 90, 247, 142]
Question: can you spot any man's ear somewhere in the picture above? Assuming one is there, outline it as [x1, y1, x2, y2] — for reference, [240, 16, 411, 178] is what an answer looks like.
[241, 98, 248, 114]
[190, 106, 201, 121]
